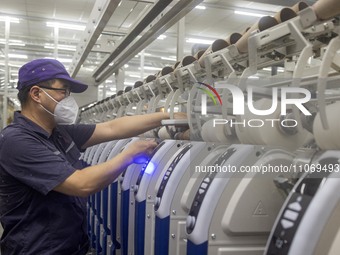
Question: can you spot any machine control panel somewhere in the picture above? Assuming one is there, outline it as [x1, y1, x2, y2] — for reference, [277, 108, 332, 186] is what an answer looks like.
[134, 141, 165, 194]
[186, 147, 236, 234]
[266, 157, 335, 254]
[154, 143, 192, 210]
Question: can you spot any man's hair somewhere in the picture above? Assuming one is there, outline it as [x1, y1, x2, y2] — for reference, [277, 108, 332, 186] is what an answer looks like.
[17, 79, 56, 107]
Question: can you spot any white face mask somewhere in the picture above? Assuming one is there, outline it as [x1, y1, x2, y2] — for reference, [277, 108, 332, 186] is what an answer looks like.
[40, 89, 79, 125]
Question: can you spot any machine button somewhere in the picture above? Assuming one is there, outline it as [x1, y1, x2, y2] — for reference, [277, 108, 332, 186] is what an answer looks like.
[186, 216, 196, 229]
[280, 219, 294, 229]
[275, 238, 285, 249]
[288, 202, 302, 212]
[198, 188, 205, 194]
[284, 209, 299, 221]
[204, 178, 210, 183]
[201, 182, 208, 189]
[154, 197, 161, 208]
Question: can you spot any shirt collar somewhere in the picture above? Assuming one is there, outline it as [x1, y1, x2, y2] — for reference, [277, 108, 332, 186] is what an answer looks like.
[13, 111, 51, 138]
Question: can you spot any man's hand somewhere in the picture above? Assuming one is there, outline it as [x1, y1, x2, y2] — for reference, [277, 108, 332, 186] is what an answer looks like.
[122, 139, 158, 164]
[173, 112, 187, 120]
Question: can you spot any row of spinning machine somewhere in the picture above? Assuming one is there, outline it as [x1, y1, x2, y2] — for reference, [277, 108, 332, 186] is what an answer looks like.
[80, 1, 340, 255]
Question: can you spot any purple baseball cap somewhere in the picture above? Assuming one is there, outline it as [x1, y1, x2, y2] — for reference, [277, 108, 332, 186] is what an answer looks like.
[17, 58, 88, 93]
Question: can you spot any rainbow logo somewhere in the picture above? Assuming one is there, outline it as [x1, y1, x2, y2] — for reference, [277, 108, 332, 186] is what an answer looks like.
[195, 81, 222, 115]
[196, 81, 222, 106]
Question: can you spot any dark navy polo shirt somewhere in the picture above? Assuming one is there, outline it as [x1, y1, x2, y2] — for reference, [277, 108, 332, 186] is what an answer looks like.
[0, 112, 96, 255]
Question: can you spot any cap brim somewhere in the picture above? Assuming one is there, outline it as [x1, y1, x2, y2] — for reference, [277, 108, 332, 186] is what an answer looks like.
[56, 75, 88, 93]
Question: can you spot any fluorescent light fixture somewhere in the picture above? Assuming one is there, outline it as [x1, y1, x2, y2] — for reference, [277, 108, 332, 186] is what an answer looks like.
[124, 82, 134, 86]
[9, 64, 22, 68]
[0, 16, 20, 23]
[161, 57, 176, 61]
[44, 44, 76, 51]
[138, 66, 162, 71]
[137, 52, 152, 57]
[186, 38, 214, 45]
[46, 22, 85, 31]
[57, 58, 72, 63]
[129, 74, 141, 78]
[234, 10, 267, 18]
[8, 54, 28, 59]
[9, 42, 25, 46]
[105, 80, 113, 83]
[195, 5, 206, 10]
[0, 39, 25, 46]
[157, 34, 166, 40]
[0, 39, 23, 43]
[262, 67, 285, 73]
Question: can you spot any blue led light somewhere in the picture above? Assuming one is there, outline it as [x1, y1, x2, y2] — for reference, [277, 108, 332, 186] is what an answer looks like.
[134, 155, 149, 164]
[144, 161, 156, 175]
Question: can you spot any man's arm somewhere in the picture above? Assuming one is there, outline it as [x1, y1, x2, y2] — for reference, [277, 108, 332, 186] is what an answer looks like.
[82, 112, 186, 149]
[54, 140, 157, 197]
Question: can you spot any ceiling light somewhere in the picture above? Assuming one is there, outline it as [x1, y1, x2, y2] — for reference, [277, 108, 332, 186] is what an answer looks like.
[129, 74, 141, 78]
[9, 42, 25, 46]
[186, 38, 214, 45]
[234, 10, 267, 18]
[57, 58, 72, 63]
[0, 16, 20, 23]
[9, 64, 22, 68]
[46, 22, 86, 31]
[157, 35, 167, 40]
[137, 52, 152, 57]
[44, 44, 76, 51]
[161, 57, 176, 61]
[138, 66, 162, 71]
[195, 5, 206, 10]
[124, 64, 129, 68]
[8, 54, 28, 59]
[262, 67, 285, 73]
[124, 82, 134, 86]
[0, 39, 25, 46]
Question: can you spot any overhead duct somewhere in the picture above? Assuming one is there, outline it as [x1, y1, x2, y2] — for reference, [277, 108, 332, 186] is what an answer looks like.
[70, 0, 121, 78]
[93, 0, 173, 79]
[94, 0, 204, 84]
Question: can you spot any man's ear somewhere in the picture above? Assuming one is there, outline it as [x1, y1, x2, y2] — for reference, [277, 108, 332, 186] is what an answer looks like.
[30, 86, 41, 103]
